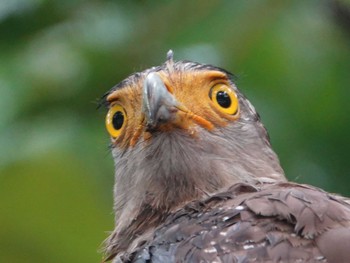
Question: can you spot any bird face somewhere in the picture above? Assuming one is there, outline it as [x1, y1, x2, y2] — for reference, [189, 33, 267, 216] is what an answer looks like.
[105, 69, 240, 148]
[102, 54, 285, 232]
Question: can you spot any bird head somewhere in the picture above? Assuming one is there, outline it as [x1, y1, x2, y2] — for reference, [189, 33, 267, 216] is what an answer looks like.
[103, 51, 286, 230]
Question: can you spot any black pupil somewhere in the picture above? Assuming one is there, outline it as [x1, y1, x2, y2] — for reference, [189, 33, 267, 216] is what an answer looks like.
[216, 91, 231, 108]
[112, 111, 124, 130]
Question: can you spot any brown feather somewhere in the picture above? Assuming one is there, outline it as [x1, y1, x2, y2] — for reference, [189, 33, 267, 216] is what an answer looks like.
[119, 183, 350, 262]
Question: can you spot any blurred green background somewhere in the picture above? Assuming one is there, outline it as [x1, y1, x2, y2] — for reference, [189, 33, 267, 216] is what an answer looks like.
[0, 0, 349, 262]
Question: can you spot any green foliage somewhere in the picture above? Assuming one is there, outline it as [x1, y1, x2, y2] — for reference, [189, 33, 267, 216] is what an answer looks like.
[0, 1, 349, 261]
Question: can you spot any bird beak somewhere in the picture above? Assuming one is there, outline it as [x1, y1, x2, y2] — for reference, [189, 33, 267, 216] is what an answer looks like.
[142, 72, 181, 130]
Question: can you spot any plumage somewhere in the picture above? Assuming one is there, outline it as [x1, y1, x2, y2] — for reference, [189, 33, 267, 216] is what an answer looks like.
[129, 183, 350, 262]
[101, 51, 350, 262]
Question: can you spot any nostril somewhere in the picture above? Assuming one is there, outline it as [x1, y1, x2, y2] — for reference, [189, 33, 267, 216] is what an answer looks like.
[156, 105, 178, 124]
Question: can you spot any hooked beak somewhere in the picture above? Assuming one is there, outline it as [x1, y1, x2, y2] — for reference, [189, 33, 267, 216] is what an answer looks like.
[142, 72, 181, 130]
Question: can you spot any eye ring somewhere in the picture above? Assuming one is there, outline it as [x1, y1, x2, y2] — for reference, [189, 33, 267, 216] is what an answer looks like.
[105, 104, 127, 138]
[209, 84, 239, 115]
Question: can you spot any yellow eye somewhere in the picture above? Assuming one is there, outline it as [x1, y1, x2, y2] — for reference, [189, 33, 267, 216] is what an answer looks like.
[105, 104, 127, 138]
[209, 84, 239, 115]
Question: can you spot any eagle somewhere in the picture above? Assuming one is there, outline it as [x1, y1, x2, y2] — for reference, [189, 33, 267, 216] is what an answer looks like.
[101, 51, 350, 263]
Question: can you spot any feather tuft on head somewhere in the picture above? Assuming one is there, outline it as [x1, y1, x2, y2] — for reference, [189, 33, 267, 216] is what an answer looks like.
[166, 49, 174, 72]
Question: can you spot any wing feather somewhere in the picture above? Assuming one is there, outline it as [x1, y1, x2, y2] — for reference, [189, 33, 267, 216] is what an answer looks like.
[119, 183, 350, 262]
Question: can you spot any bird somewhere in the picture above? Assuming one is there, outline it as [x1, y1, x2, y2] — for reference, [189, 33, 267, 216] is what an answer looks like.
[101, 51, 350, 263]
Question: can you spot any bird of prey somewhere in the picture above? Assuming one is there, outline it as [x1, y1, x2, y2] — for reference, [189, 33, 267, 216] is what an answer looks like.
[101, 51, 350, 263]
